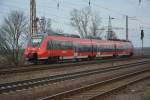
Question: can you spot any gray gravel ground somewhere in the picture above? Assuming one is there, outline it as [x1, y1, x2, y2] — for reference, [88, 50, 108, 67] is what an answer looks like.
[1, 58, 147, 84]
[0, 62, 148, 100]
[98, 78, 150, 100]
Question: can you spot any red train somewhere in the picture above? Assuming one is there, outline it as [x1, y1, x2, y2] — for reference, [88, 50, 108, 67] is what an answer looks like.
[24, 34, 133, 63]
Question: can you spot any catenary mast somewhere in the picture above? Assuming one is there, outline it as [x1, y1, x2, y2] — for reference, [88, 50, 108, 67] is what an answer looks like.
[30, 0, 37, 36]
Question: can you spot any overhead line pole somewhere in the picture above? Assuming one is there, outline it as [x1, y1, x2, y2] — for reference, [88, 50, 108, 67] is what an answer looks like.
[126, 16, 128, 40]
[107, 16, 112, 40]
[30, 0, 37, 36]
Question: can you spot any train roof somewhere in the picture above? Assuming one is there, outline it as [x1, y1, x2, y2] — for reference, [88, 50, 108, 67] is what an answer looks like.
[32, 32, 131, 43]
[32, 31, 80, 38]
[46, 30, 80, 38]
[108, 39, 131, 42]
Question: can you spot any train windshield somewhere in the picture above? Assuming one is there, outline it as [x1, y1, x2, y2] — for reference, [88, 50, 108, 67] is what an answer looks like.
[30, 38, 43, 47]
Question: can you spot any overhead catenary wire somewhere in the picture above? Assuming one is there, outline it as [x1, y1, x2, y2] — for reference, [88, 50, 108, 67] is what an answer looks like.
[0, 0, 150, 29]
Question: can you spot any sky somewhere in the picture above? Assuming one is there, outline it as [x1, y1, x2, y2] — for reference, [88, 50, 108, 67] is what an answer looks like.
[0, 0, 150, 47]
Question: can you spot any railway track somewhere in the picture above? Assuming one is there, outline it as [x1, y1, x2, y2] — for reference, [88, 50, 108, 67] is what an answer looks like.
[0, 55, 150, 75]
[39, 64, 150, 100]
[0, 59, 150, 94]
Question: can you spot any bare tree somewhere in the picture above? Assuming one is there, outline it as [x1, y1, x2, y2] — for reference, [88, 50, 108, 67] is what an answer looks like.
[90, 12, 101, 37]
[37, 16, 52, 33]
[0, 11, 28, 66]
[70, 7, 102, 38]
[106, 30, 117, 40]
[139, 0, 142, 5]
[55, 28, 64, 33]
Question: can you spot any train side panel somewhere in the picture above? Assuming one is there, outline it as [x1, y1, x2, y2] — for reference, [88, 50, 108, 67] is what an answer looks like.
[24, 35, 134, 63]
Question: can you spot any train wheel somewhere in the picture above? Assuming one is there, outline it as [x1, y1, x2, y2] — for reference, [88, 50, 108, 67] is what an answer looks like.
[88, 56, 92, 60]
[33, 60, 38, 64]
[44, 59, 49, 64]
[129, 52, 133, 57]
[88, 56, 95, 60]
[113, 54, 117, 58]
[75, 58, 79, 62]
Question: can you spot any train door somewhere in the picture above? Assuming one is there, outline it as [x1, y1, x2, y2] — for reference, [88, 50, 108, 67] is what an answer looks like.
[114, 44, 117, 56]
[94, 45, 98, 57]
[47, 40, 53, 58]
[91, 40, 96, 57]
[73, 42, 78, 58]
[90, 40, 93, 57]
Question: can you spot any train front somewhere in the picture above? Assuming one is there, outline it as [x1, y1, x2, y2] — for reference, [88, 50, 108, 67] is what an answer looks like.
[24, 36, 46, 62]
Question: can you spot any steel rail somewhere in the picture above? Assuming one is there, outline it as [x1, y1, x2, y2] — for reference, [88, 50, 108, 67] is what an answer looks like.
[0, 55, 150, 76]
[0, 59, 150, 94]
[39, 66, 150, 100]
[87, 71, 149, 100]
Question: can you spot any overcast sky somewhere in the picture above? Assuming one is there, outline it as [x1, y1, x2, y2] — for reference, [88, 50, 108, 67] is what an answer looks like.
[0, 0, 150, 47]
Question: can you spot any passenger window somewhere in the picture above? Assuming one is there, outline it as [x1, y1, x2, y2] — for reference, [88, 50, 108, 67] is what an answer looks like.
[51, 40, 73, 50]
[47, 41, 51, 50]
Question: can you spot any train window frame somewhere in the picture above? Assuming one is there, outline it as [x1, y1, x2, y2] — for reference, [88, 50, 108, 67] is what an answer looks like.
[47, 40, 52, 50]
[73, 42, 79, 52]
[51, 40, 73, 50]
